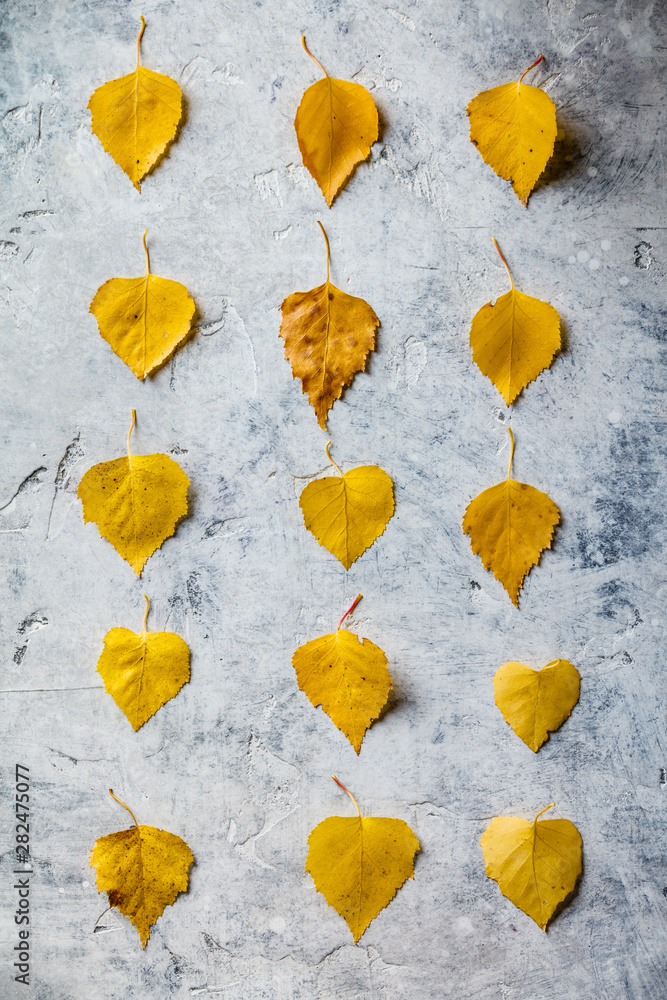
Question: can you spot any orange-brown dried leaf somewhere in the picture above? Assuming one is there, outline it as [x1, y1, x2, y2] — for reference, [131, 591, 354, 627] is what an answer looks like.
[280, 226, 378, 428]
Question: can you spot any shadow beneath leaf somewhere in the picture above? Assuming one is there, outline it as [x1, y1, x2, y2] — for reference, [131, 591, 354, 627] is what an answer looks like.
[376, 682, 404, 725]
[532, 120, 586, 198]
[558, 314, 570, 357]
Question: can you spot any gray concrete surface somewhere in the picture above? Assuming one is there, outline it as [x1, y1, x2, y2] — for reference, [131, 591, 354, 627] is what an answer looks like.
[1, 0, 666, 997]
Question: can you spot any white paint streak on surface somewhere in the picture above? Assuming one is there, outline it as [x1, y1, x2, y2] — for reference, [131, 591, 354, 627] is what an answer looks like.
[254, 169, 284, 206]
[386, 8, 416, 31]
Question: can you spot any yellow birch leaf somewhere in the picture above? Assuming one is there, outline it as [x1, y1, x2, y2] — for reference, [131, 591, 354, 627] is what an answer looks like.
[280, 222, 379, 429]
[293, 594, 392, 753]
[90, 231, 195, 380]
[306, 777, 419, 942]
[90, 790, 194, 948]
[467, 55, 557, 206]
[470, 239, 561, 405]
[97, 595, 190, 731]
[299, 442, 394, 570]
[462, 428, 559, 607]
[77, 410, 189, 576]
[88, 17, 183, 191]
[494, 659, 580, 752]
[294, 36, 379, 207]
[480, 803, 582, 930]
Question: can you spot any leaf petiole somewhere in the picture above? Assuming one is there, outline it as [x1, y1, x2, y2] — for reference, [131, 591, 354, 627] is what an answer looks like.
[136, 16, 146, 71]
[533, 802, 556, 824]
[317, 220, 330, 283]
[301, 35, 329, 79]
[325, 440, 344, 479]
[506, 426, 515, 480]
[518, 53, 544, 85]
[142, 230, 150, 275]
[109, 788, 139, 829]
[127, 409, 137, 459]
[92, 906, 112, 932]
[491, 237, 514, 290]
[141, 594, 150, 633]
[332, 775, 361, 817]
[337, 593, 362, 631]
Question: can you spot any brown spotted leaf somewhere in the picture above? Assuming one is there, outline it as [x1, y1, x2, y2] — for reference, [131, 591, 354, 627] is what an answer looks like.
[280, 223, 378, 428]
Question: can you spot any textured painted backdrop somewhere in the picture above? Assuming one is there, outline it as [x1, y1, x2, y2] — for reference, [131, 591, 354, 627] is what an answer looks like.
[1, 0, 666, 997]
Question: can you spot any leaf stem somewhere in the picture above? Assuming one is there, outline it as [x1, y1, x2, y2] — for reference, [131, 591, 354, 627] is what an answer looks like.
[127, 409, 136, 459]
[301, 35, 329, 78]
[325, 440, 343, 479]
[332, 775, 361, 817]
[519, 53, 544, 84]
[491, 237, 513, 290]
[338, 594, 362, 631]
[142, 230, 150, 275]
[317, 220, 330, 284]
[136, 16, 146, 70]
[142, 594, 150, 633]
[92, 906, 112, 932]
[506, 426, 515, 480]
[534, 802, 555, 824]
[109, 788, 139, 829]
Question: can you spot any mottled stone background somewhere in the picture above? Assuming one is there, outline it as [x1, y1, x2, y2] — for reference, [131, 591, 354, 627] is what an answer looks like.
[1, 0, 666, 997]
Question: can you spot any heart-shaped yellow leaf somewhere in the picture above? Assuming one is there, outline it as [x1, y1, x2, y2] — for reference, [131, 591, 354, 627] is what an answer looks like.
[77, 411, 189, 576]
[97, 595, 190, 731]
[293, 595, 391, 753]
[462, 428, 559, 606]
[90, 790, 194, 948]
[467, 55, 557, 206]
[481, 803, 582, 930]
[91, 231, 195, 380]
[280, 222, 379, 429]
[295, 36, 379, 206]
[306, 778, 419, 942]
[88, 18, 182, 191]
[494, 659, 580, 751]
[470, 239, 560, 405]
[299, 443, 394, 570]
